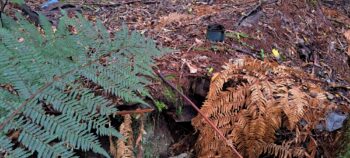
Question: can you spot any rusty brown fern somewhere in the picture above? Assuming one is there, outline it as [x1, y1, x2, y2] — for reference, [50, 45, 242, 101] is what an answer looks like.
[192, 57, 337, 158]
[110, 114, 134, 158]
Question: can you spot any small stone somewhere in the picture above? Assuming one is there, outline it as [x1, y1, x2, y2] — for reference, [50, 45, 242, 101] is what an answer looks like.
[169, 153, 188, 158]
[327, 93, 334, 100]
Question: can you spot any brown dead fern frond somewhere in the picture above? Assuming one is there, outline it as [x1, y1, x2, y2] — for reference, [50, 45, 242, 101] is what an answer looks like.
[115, 114, 134, 158]
[192, 57, 337, 158]
[263, 142, 308, 158]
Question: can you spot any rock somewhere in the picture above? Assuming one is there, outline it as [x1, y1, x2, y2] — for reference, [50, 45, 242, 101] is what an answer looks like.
[326, 93, 335, 100]
[169, 153, 188, 158]
[325, 112, 347, 132]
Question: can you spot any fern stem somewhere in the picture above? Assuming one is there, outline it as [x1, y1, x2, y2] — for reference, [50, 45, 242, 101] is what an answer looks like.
[0, 81, 53, 131]
[0, 44, 143, 131]
[0, 42, 135, 131]
[156, 70, 243, 158]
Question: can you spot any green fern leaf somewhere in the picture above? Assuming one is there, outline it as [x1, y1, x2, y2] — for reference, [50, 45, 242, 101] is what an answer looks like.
[0, 10, 170, 158]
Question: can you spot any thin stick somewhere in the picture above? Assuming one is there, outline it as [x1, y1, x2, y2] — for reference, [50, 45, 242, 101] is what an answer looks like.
[136, 115, 144, 158]
[156, 70, 243, 158]
[85, 1, 158, 7]
[115, 109, 153, 115]
[234, 0, 262, 29]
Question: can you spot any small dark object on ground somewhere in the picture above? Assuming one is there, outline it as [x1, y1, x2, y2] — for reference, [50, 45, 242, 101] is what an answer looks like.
[206, 24, 225, 42]
[297, 43, 312, 62]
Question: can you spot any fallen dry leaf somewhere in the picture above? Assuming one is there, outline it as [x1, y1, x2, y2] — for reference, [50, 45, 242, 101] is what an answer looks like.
[182, 59, 198, 74]
[156, 13, 193, 31]
[192, 5, 219, 17]
[195, 38, 204, 45]
[186, 62, 198, 74]
[344, 30, 350, 56]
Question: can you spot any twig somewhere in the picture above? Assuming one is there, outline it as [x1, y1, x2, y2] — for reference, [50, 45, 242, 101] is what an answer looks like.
[18, 4, 40, 25]
[186, 43, 197, 53]
[229, 44, 257, 57]
[156, 70, 243, 158]
[85, 0, 159, 7]
[222, 42, 257, 57]
[338, 93, 350, 104]
[234, 0, 262, 29]
[115, 109, 154, 115]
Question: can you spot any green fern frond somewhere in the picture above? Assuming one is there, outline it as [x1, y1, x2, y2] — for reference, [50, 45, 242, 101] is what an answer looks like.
[0, 9, 169, 158]
[5, 119, 76, 158]
[0, 135, 32, 158]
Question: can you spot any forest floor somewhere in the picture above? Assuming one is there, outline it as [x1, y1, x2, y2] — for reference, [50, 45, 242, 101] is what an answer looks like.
[19, 0, 350, 157]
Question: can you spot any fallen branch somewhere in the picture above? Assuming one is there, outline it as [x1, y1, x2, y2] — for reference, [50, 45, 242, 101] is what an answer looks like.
[85, 1, 159, 7]
[156, 70, 243, 158]
[229, 44, 257, 57]
[234, 1, 262, 28]
[115, 109, 154, 115]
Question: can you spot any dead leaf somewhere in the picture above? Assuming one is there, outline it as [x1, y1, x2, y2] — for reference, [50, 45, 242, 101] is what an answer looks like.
[193, 5, 219, 17]
[186, 62, 198, 74]
[344, 30, 350, 56]
[156, 13, 193, 31]
[182, 59, 198, 74]
[195, 38, 203, 45]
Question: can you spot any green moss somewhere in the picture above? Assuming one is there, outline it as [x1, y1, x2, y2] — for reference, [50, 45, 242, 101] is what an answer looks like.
[338, 120, 350, 157]
[154, 101, 168, 112]
[162, 85, 184, 116]
[163, 86, 177, 104]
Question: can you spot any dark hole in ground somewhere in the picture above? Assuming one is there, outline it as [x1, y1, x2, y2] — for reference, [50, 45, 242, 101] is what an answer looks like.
[159, 75, 212, 156]
[222, 78, 249, 91]
[297, 43, 313, 62]
[188, 76, 211, 106]
[167, 76, 211, 122]
[163, 111, 198, 157]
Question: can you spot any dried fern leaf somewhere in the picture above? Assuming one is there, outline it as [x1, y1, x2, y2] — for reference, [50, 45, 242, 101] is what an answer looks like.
[116, 114, 134, 158]
[192, 57, 337, 158]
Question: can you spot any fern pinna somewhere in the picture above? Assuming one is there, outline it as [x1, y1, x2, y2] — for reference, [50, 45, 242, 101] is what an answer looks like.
[0, 11, 169, 158]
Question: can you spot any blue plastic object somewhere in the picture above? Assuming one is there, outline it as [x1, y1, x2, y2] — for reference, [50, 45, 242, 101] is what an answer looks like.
[41, 0, 59, 9]
[206, 24, 225, 42]
[325, 112, 347, 132]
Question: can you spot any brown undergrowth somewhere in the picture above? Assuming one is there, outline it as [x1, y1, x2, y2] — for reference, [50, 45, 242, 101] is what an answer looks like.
[110, 114, 134, 158]
[192, 57, 339, 158]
